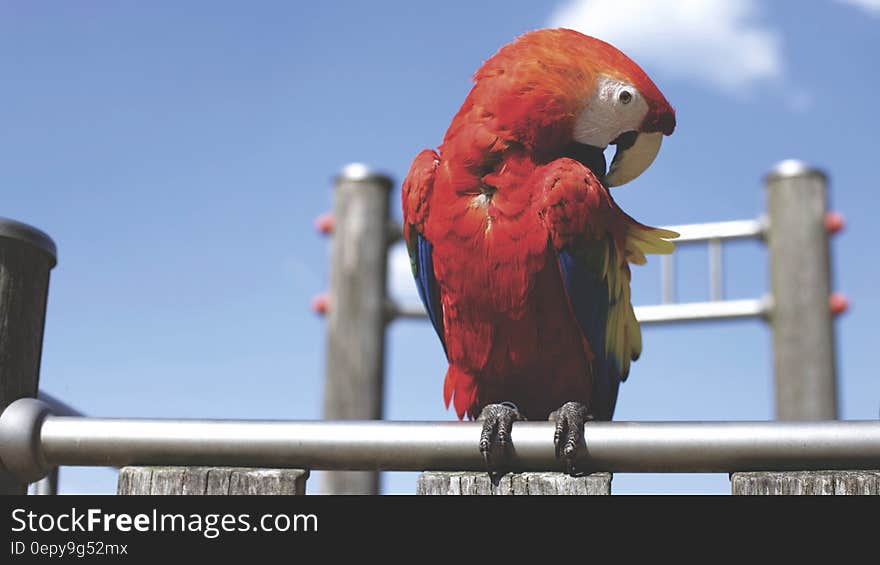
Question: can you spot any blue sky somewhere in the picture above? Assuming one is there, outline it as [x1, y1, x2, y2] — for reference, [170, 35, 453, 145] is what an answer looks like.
[2, 0, 877, 494]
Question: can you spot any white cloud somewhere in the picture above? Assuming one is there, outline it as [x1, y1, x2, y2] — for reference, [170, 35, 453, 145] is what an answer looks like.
[548, 0, 784, 94]
[837, 0, 880, 16]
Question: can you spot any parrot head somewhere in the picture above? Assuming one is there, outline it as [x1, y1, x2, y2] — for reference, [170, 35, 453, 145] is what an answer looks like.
[474, 28, 675, 186]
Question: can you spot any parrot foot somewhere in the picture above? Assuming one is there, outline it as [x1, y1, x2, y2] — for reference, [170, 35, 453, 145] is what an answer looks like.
[549, 401, 593, 476]
[477, 402, 522, 483]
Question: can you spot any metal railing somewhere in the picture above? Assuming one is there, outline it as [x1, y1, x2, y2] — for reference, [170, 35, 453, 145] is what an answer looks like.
[658, 218, 766, 305]
[2, 399, 880, 485]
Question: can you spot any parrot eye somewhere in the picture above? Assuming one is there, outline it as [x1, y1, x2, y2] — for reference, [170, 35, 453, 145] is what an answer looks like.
[618, 90, 633, 104]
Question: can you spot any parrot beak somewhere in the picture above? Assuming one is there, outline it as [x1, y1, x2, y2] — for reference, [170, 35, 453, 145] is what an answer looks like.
[605, 131, 663, 187]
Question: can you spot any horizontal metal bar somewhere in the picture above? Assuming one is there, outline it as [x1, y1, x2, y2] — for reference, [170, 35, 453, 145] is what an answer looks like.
[393, 302, 435, 320]
[664, 218, 766, 244]
[394, 298, 771, 325]
[634, 297, 771, 325]
[34, 417, 880, 474]
[2, 400, 879, 480]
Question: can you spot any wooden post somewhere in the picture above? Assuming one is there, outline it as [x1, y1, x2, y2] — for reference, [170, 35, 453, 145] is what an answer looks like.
[765, 160, 837, 420]
[117, 467, 309, 495]
[0, 218, 57, 494]
[323, 164, 393, 494]
[732, 471, 880, 495]
[417, 472, 611, 495]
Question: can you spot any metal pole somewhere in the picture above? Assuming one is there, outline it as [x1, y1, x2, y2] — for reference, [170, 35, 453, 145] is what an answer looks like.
[2, 400, 880, 480]
[663, 219, 766, 243]
[708, 238, 723, 301]
[323, 163, 393, 494]
[661, 254, 674, 303]
[32, 468, 58, 495]
[0, 218, 57, 494]
[633, 298, 770, 325]
[765, 160, 837, 420]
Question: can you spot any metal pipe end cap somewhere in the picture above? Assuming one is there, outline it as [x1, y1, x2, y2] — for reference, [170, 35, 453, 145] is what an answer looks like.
[0, 398, 53, 483]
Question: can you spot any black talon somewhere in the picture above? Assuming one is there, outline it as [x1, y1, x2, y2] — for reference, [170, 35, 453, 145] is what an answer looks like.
[549, 401, 593, 475]
[477, 402, 521, 481]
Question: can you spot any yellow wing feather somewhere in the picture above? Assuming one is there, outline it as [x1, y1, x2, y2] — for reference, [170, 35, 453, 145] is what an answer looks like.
[604, 223, 677, 380]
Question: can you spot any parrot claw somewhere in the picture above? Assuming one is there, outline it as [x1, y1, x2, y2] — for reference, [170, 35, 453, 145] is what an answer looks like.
[549, 401, 593, 476]
[477, 402, 522, 483]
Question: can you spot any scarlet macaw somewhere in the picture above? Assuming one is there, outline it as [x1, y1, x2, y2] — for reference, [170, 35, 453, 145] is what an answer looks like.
[402, 28, 677, 473]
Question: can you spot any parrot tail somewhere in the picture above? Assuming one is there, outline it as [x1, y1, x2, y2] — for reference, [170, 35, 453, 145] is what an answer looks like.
[444, 365, 479, 420]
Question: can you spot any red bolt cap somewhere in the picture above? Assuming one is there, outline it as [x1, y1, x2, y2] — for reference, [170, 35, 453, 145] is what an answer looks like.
[825, 211, 845, 235]
[829, 292, 849, 316]
[315, 213, 335, 235]
[311, 293, 330, 315]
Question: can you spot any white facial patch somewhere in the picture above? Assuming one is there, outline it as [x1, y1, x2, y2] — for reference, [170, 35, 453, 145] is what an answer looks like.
[572, 75, 649, 148]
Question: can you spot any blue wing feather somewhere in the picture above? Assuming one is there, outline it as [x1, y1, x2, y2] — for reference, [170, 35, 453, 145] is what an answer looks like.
[557, 244, 620, 420]
[413, 234, 447, 355]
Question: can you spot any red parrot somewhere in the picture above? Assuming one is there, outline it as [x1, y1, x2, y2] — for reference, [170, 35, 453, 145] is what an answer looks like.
[402, 28, 677, 472]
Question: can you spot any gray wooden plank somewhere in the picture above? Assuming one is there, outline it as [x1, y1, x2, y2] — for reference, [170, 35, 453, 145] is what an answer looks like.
[417, 472, 611, 495]
[732, 471, 880, 495]
[118, 467, 309, 495]
[117, 467, 154, 495]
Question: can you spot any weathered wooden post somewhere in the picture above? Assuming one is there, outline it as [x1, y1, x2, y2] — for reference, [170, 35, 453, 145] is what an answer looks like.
[731, 161, 867, 495]
[732, 471, 879, 495]
[765, 160, 837, 420]
[323, 163, 393, 494]
[0, 218, 57, 494]
[118, 467, 309, 495]
[417, 472, 611, 495]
